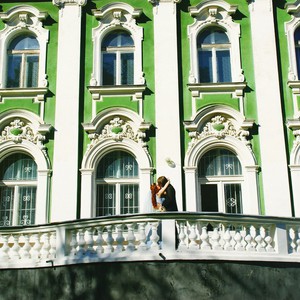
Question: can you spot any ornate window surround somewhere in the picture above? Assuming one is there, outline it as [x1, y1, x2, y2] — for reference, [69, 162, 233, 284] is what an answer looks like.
[80, 108, 153, 218]
[187, 1, 246, 115]
[0, 6, 49, 102]
[287, 118, 300, 215]
[183, 105, 259, 214]
[88, 3, 146, 106]
[285, 1, 300, 118]
[0, 109, 52, 224]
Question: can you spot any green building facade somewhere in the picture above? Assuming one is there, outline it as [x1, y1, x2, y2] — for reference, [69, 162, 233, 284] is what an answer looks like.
[0, 0, 299, 225]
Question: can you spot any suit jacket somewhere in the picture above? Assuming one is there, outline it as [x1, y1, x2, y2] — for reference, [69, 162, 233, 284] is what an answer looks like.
[163, 184, 178, 211]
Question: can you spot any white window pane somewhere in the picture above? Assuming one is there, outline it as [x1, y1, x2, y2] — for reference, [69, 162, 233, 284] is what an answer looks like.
[96, 185, 116, 216]
[120, 184, 139, 214]
[224, 184, 242, 214]
[216, 50, 232, 82]
[26, 55, 39, 87]
[7, 55, 21, 88]
[18, 186, 36, 225]
[198, 50, 213, 83]
[121, 53, 134, 85]
[102, 53, 116, 85]
[0, 187, 14, 226]
[9, 35, 39, 51]
[0, 154, 37, 181]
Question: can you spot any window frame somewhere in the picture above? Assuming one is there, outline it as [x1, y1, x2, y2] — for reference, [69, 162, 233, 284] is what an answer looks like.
[6, 35, 40, 88]
[0, 6, 49, 101]
[197, 28, 232, 83]
[0, 153, 38, 226]
[101, 31, 135, 86]
[198, 148, 243, 214]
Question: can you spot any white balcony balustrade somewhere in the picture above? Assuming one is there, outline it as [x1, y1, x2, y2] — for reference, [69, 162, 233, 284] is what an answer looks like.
[0, 213, 300, 269]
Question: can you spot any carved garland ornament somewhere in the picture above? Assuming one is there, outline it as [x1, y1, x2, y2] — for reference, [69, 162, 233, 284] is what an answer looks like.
[188, 115, 251, 151]
[0, 119, 46, 149]
[87, 117, 148, 150]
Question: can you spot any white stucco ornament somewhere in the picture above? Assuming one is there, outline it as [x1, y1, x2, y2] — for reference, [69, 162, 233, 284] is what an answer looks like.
[87, 117, 147, 150]
[0, 119, 49, 150]
[187, 115, 251, 152]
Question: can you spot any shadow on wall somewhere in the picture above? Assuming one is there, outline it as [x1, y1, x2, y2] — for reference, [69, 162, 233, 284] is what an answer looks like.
[1, 260, 300, 300]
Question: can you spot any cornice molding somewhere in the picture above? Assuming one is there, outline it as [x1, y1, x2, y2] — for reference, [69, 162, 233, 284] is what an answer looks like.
[148, 0, 181, 6]
[52, 0, 87, 8]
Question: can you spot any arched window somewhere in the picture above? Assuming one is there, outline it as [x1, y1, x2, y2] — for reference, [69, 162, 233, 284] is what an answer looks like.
[0, 153, 37, 226]
[101, 30, 134, 85]
[96, 151, 139, 216]
[197, 28, 231, 83]
[6, 35, 40, 88]
[294, 27, 300, 78]
[198, 148, 242, 213]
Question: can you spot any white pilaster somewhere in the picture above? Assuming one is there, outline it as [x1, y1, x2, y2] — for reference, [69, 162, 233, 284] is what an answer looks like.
[249, 0, 292, 216]
[152, 0, 182, 210]
[51, 0, 86, 222]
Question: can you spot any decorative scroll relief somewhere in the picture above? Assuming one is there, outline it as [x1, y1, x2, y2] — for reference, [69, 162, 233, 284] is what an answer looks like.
[187, 115, 251, 151]
[87, 117, 148, 150]
[0, 119, 47, 149]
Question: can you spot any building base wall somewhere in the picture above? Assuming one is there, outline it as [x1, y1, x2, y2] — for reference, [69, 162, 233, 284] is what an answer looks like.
[0, 260, 299, 300]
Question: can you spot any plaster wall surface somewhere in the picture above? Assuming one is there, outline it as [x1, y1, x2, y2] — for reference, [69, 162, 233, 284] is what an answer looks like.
[0, 261, 299, 300]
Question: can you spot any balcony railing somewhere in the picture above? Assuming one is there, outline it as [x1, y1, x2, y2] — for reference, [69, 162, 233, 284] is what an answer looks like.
[0, 212, 300, 269]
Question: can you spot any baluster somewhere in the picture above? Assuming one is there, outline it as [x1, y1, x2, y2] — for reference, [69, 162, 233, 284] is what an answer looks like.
[8, 234, 20, 260]
[188, 221, 198, 249]
[95, 226, 104, 255]
[289, 227, 296, 252]
[245, 225, 255, 252]
[115, 224, 125, 252]
[265, 225, 275, 253]
[19, 234, 31, 259]
[296, 227, 300, 253]
[77, 229, 86, 257]
[30, 234, 41, 260]
[150, 222, 160, 250]
[211, 223, 222, 251]
[234, 226, 244, 251]
[223, 225, 233, 251]
[126, 223, 136, 252]
[49, 232, 56, 259]
[40, 233, 51, 259]
[255, 226, 266, 252]
[105, 225, 114, 253]
[200, 223, 211, 250]
[85, 228, 95, 257]
[137, 222, 147, 251]
[0, 235, 10, 260]
[178, 221, 187, 250]
[70, 230, 78, 256]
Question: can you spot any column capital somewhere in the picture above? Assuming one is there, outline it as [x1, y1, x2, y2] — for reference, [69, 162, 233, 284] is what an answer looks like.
[148, 0, 181, 6]
[53, 0, 87, 8]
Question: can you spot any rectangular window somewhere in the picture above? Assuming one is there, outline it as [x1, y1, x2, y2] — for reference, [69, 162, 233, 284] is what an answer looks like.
[224, 183, 242, 214]
[216, 50, 231, 82]
[102, 53, 116, 85]
[198, 50, 213, 83]
[7, 55, 22, 88]
[121, 53, 134, 85]
[120, 184, 139, 214]
[96, 184, 116, 216]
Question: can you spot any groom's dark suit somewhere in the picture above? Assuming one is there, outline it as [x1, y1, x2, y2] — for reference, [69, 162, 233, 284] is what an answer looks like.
[163, 184, 178, 211]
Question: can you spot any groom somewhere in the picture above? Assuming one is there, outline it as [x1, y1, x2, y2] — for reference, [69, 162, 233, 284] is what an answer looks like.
[157, 176, 178, 212]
